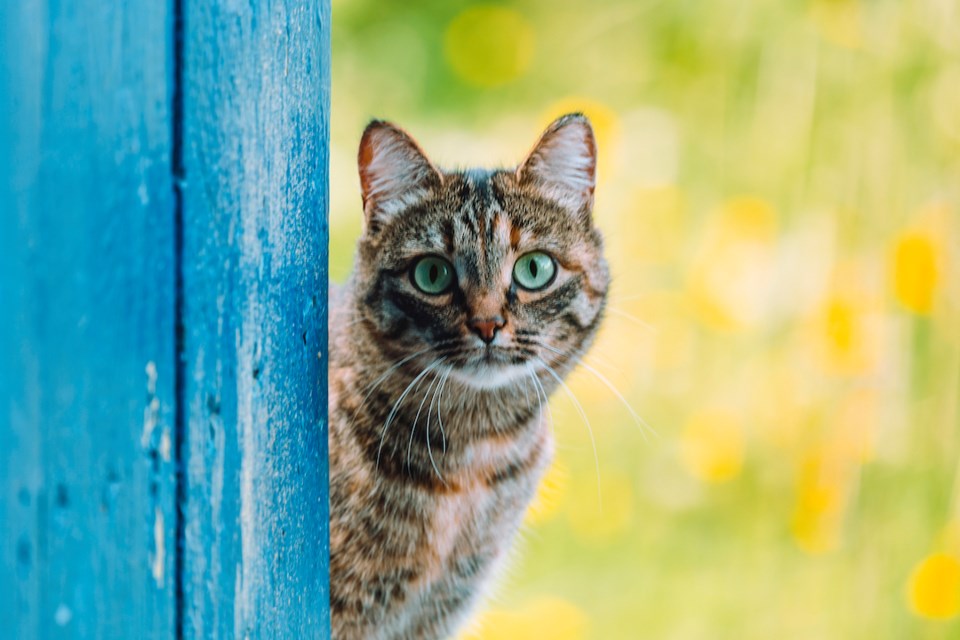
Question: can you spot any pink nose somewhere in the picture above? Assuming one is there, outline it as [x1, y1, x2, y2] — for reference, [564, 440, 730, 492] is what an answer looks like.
[468, 316, 506, 344]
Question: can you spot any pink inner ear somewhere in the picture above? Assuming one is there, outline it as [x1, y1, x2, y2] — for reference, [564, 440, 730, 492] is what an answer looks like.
[357, 122, 442, 224]
[518, 115, 597, 210]
[533, 125, 596, 192]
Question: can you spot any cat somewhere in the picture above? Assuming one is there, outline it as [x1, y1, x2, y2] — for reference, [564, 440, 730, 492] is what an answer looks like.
[328, 113, 610, 640]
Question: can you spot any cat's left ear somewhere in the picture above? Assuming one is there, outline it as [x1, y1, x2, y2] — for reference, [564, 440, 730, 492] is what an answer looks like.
[358, 120, 443, 234]
[516, 113, 597, 216]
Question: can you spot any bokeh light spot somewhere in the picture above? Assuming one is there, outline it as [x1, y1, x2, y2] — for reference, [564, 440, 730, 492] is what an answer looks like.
[444, 6, 535, 87]
[719, 197, 778, 240]
[908, 553, 960, 620]
[791, 448, 855, 555]
[892, 231, 940, 314]
[810, 263, 885, 376]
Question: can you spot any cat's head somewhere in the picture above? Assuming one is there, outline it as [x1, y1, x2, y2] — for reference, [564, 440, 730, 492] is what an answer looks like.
[352, 114, 609, 389]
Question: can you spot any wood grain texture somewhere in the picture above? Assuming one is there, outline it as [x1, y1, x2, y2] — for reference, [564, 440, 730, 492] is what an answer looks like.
[180, 0, 331, 637]
[0, 0, 178, 637]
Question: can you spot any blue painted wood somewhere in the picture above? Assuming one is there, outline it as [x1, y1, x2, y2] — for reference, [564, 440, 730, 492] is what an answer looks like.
[179, 0, 331, 637]
[0, 0, 178, 637]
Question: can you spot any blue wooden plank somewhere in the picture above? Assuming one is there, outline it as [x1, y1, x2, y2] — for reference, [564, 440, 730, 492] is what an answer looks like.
[0, 0, 178, 637]
[179, 1, 331, 637]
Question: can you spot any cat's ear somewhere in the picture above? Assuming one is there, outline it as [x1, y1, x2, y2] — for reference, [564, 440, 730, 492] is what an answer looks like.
[516, 113, 597, 216]
[358, 120, 442, 233]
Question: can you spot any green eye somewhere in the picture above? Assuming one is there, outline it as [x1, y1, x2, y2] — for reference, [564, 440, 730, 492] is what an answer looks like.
[513, 252, 556, 291]
[411, 256, 455, 294]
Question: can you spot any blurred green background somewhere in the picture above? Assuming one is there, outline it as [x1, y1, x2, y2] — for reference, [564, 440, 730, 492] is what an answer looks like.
[329, 1, 960, 637]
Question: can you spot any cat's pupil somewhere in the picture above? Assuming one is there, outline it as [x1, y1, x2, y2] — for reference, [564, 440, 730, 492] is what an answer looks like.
[529, 261, 538, 278]
[429, 264, 439, 282]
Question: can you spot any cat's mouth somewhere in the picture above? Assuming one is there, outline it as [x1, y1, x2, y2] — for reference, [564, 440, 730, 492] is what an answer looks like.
[463, 345, 529, 365]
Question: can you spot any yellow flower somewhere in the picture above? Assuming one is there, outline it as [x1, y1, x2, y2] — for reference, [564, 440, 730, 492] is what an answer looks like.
[461, 596, 588, 640]
[892, 231, 940, 314]
[809, 261, 885, 376]
[907, 553, 960, 620]
[679, 410, 744, 483]
[791, 448, 856, 555]
[817, 299, 880, 375]
[444, 6, 535, 87]
[792, 479, 844, 555]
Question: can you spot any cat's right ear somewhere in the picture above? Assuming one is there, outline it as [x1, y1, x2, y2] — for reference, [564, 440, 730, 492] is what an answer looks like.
[358, 120, 442, 234]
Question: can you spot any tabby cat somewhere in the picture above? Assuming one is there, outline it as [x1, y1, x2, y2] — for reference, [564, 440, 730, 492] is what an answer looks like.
[329, 113, 610, 639]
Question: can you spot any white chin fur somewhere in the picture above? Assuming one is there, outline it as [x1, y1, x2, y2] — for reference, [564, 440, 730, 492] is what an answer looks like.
[447, 362, 536, 390]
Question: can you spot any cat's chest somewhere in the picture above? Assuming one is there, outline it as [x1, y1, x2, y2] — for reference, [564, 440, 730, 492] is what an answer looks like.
[415, 426, 552, 582]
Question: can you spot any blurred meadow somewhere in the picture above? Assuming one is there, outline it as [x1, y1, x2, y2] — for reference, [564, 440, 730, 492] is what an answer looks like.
[329, 1, 960, 638]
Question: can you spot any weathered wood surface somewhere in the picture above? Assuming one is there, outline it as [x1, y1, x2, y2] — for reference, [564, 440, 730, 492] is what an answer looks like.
[1, 0, 331, 636]
[0, 0, 178, 636]
[180, 0, 331, 637]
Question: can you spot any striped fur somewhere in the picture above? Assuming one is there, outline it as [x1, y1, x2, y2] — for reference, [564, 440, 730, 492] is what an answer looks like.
[329, 114, 609, 639]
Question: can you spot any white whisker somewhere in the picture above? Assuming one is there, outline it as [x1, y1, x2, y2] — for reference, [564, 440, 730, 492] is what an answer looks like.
[408, 362, 446, 477]
[526, 369, 542, 426]
[540, 343, 657, 440]
[433, 366, 454, 455]
[527, 365, 552, 431]
[353, 338, 462, 430]
[425, 366, 452, 484]
[376, 358, 444, 472]
[605, 306, 656, 332]
[360, 346, 433, 404]
[580, 350, 626, 378]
